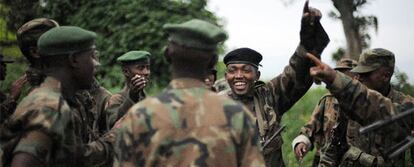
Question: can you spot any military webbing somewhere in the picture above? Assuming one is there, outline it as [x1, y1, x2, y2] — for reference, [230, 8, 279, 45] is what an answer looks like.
[253, 91, 267, 140]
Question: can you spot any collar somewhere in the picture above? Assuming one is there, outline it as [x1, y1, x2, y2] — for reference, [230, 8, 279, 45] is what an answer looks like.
[168, 78, 205, 89]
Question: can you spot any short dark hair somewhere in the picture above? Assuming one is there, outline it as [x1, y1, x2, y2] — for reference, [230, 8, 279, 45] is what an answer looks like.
[166, 41, 215, 79]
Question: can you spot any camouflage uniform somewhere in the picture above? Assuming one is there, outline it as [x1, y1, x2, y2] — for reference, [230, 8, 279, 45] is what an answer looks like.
[114, 78, 265, 167]
[0, 77, 110, 166]
[76, 79, 112, 137]
[223, 45, 317, 166]
[319, 48, 414, 167]
[319, 71, 414, 167]
[105, 86, 145, 128]
[294, 94, 339, 166]
[292, 58, 357, 166]
[106, 50, 150, 128]
[0, 26, 112, 167]
[222, 4, 330, 166]
[114, 19, 265, 167]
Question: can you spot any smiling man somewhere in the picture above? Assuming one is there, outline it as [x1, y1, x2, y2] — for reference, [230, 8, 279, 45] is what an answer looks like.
[221, 1, 330, 166]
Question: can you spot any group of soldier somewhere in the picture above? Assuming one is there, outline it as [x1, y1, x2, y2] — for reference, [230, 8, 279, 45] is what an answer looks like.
[1, 1, 414, 167]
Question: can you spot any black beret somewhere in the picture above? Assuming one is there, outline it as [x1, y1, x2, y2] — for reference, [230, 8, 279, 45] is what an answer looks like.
[223, 48, 262, 68]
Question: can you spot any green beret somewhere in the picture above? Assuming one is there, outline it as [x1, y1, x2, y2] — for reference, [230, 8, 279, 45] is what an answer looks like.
[163, 19, 227, 51]
[351, 48, 395, 73]
[117, 50, 151, 63]
[38, 26, 96, 56]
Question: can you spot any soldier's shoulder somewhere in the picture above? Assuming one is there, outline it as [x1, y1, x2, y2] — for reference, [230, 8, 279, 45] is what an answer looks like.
[16, 86, 63, 111]
[318, 93, 335, 103]
[11, 87, 71, 129]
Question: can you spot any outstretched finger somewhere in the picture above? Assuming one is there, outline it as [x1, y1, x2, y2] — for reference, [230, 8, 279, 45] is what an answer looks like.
[303, 0, 310, 13]
[306, 52, 323, 67]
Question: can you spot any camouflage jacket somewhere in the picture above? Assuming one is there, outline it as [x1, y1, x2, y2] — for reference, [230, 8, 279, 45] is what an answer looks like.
[113, 78, 265, 167]
[324, 72, 414, 166]
[105, 85, 145, 129]
[0, 77, 110, 167]
[76, 80, 112, 137]
[293, 93, 338, 157]
[225, 45, 314, 167]
[0, 91, 17, 124]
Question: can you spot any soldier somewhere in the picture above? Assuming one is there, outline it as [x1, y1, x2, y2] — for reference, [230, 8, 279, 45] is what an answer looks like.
[0, 54, 27, 124]
[16, 18, 59, 87]
[205, 68, 217, 91]
[204, 53, 219, 91]
[113, 19, 265, 166]
[221, 1, 330, 166]
[306, 49, 414, 166]
[0, 19, 57, 124]
[291, 58, 357, 166]
[0, 26, 108, 166]
[214, 77, 230, 93]
[105, 50, 150, 128]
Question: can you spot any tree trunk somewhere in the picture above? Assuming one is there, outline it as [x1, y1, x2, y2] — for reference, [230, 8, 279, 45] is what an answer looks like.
[332, 0, 362, 60]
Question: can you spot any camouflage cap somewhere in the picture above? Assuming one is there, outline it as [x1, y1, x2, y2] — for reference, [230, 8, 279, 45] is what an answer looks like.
[334, 58, 357, 70]
[17, 18, 59, 58]
[163, 19, 227, 51]
[351, 48, 395, 73]
[0, 54, 14, 63]
[117, 50, 150, 63]
[38, 26, 97, 56]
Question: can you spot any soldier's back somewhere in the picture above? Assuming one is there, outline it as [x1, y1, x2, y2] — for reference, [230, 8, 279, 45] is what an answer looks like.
[114, 78, 265, 167]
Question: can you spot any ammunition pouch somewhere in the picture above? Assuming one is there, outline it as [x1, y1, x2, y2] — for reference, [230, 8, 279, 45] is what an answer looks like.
[340, 146, 384, 167]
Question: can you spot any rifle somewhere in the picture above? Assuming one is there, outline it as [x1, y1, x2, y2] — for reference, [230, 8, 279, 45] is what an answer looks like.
[359, 107, 414, 159]
[359, 107, 414, 134]
[262, 125, 286, 149]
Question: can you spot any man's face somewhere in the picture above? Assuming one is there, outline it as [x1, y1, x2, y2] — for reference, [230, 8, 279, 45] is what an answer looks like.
[0, 62, 6, 81]
[204, 73, 216, 90]
[74, 47, 96, 90]
[358, 66, 393, 92]
[225, 63, 259, 96]
[123, 60, 151, 82]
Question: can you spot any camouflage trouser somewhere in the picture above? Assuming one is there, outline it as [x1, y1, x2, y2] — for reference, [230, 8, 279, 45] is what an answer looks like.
[264, 149, 285, 167]
[339, 146, 384, 167]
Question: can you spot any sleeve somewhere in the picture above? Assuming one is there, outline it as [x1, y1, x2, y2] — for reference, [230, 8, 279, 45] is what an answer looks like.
[105, 93, 136, 129]
[82, 131, 116, 167]
[327, 72, 403, 126]
[296, 96, 329, 150]
[12, 97, 71, 163]
[113, 105, 153, 167]
[267, 45, 315, 115]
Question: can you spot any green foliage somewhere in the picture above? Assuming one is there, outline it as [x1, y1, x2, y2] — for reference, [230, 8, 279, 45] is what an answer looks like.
[392, 69, 414, 97]
[331, 47, 346, 62]
[41, 0, 221, 91]
[1, 0, 223, 92]
[281, 87, 328, 166]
